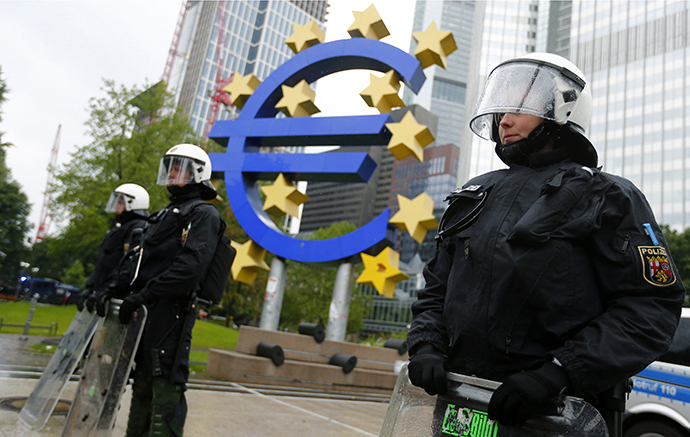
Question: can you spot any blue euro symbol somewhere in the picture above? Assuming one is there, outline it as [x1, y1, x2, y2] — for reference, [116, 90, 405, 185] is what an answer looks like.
[209, 38, 425, 263]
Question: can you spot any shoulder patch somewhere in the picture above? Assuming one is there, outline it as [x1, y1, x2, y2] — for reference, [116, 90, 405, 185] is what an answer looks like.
[638, 246, 676, 286]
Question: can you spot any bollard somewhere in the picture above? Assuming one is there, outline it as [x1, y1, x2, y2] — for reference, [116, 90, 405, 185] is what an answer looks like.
[256, 342, 285, 366]
[329, 352, 357, 374]
[298, 323, 325, 343]
[383, 338, 408, 355]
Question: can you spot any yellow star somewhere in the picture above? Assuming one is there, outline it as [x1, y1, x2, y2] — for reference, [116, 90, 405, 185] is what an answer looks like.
[356, 247, 409, 298]
[347, 4, 390, 40]
[222, 73, 262, 109]
[359, 70, 405, 113]
[275, 80, 320, 117]
[260, 173, 309, 217]
[389, 193, 439, 243]
[385, 112, 435, 161]
[412, 21, 457, 69]
[285, 20, 325, 54]
[230, 239, 270, 285]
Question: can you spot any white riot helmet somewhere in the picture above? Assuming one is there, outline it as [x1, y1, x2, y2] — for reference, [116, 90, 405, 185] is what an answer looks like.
[470, 52, 597, 167]
[105, 183, 150, 217]
[157, 143, 217, 199]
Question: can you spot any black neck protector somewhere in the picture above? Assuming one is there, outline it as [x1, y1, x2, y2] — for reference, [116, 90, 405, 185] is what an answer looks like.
[495, 122, 557, 167]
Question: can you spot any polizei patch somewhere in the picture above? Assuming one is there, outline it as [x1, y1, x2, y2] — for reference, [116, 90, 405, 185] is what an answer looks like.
[638, 246, 676, 286]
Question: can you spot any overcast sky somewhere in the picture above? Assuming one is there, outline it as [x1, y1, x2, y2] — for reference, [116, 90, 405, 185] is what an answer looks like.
[0, 0, 414, 239]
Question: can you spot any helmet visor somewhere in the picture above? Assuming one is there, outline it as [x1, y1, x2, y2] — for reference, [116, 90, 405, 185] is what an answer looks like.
[105, 192, 132, 214]
[157, 155, 197, 186]
[470, 61, 584, 141]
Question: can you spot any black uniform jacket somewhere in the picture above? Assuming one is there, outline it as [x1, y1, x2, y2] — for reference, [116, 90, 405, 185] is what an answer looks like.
[85, 214, 147, 291]
[408, 157, 685, 397]
[123, 191, 226, 383]
[132, 191, 226, 304]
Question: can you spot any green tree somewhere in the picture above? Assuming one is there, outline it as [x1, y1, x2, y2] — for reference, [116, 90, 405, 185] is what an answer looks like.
[0, 66, 31, 285]
[280, 221, 371, 334]
[44, 79, 201, 281]
[661, 224, 690, 298]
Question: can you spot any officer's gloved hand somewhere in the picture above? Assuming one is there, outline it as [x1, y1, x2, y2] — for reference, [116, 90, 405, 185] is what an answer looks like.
[119, 294, 145, 324]
[84, 291, 101, 313]
[488, 361, 569, 426]
[75, 289, 93, 312]
[408, 343, 447, 396]
[86, 291, 111, 317]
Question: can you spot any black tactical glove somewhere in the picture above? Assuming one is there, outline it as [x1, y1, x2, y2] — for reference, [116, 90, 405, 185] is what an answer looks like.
[488, 361, 569, 426]
[75, 289, 93, 312]
[85, 291, 111, 317]
[408, 343, 447, 396]
[119, 294, 145, 324]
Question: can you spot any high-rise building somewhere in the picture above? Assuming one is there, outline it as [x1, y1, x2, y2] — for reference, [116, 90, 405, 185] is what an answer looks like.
[565, 1, 690, 229]
[403, 1, 477, 174]
[165, 0, 328, 138]
[461, 1, 541, 181]
[462, 1, 690, 230]
[390, 142, 460, 263]
[299, 105, 440, 245]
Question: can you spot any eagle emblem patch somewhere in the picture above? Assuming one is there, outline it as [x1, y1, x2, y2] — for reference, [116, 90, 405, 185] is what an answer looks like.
[638, 246, 676, 286]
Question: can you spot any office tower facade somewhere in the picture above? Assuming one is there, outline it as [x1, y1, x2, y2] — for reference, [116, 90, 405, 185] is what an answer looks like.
[299, 105, 440, 238]
[462, 0, 690, 230]
[566, 1, 690, 229]
[165, 0, 328, 138]
[390, 143, 460, 263]
[462, 1, 542, 181]
[403, 1, 477, 176]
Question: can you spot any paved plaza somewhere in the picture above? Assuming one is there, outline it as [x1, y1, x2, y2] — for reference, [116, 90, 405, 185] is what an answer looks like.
[0, 334, 390, 437]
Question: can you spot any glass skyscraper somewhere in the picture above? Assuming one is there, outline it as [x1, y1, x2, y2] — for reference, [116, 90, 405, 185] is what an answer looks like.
[166, 0, 328, 138]
[461, 0, 690, 230]
[403, 0, 476, 154]
[462, 1, 541, 181]
[568, 0, 690, 229]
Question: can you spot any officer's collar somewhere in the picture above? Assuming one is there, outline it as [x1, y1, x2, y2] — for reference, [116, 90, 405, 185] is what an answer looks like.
[527, 148, 568, 168]
[169, 190, 203, 204]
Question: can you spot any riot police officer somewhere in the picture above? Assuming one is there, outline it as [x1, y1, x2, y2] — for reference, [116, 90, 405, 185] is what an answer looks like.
[112, 144, 226, 437]
[78, 183, 149, 311]
[407, 53, 685, 433]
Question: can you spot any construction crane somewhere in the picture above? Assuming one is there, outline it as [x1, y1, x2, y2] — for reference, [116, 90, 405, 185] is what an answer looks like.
[35, 125, 61, 244]
[162, 0, 190, 85]
[204, 1, 235, 139]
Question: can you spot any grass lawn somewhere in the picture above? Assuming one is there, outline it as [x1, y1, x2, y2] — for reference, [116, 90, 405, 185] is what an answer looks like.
[2, 300, 239, 373]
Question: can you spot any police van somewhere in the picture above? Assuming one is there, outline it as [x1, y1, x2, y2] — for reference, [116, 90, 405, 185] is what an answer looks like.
[624, 307, 690, 437]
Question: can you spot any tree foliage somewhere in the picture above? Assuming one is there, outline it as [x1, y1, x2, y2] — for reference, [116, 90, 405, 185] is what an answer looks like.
[0, 66, 32, 285]
[37, 79, 200, 283]
[661, 225, 690, 300]
[279, 221, 371, 334]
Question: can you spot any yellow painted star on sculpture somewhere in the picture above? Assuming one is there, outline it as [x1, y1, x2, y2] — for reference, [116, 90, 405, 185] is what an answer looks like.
[389, 193, 439, 244]
[275, 80, 320, 117]
[385, 112, 435, 162]
[286, 20, 325, 54]
[359, 70, 405, 113]
[222, 73, 262, 109]
[356, 247, 409, 298]
[347, 4, 390, 40]
[230, 240, 270, 285]
[412, 21, 457, 69]
[260, 173, 309, 218]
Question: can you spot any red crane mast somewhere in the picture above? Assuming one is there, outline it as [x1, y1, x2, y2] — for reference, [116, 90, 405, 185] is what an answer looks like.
[162, 0, 190, 85]
[204, 1, 235, 138]
[35, 125, 61, 243]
